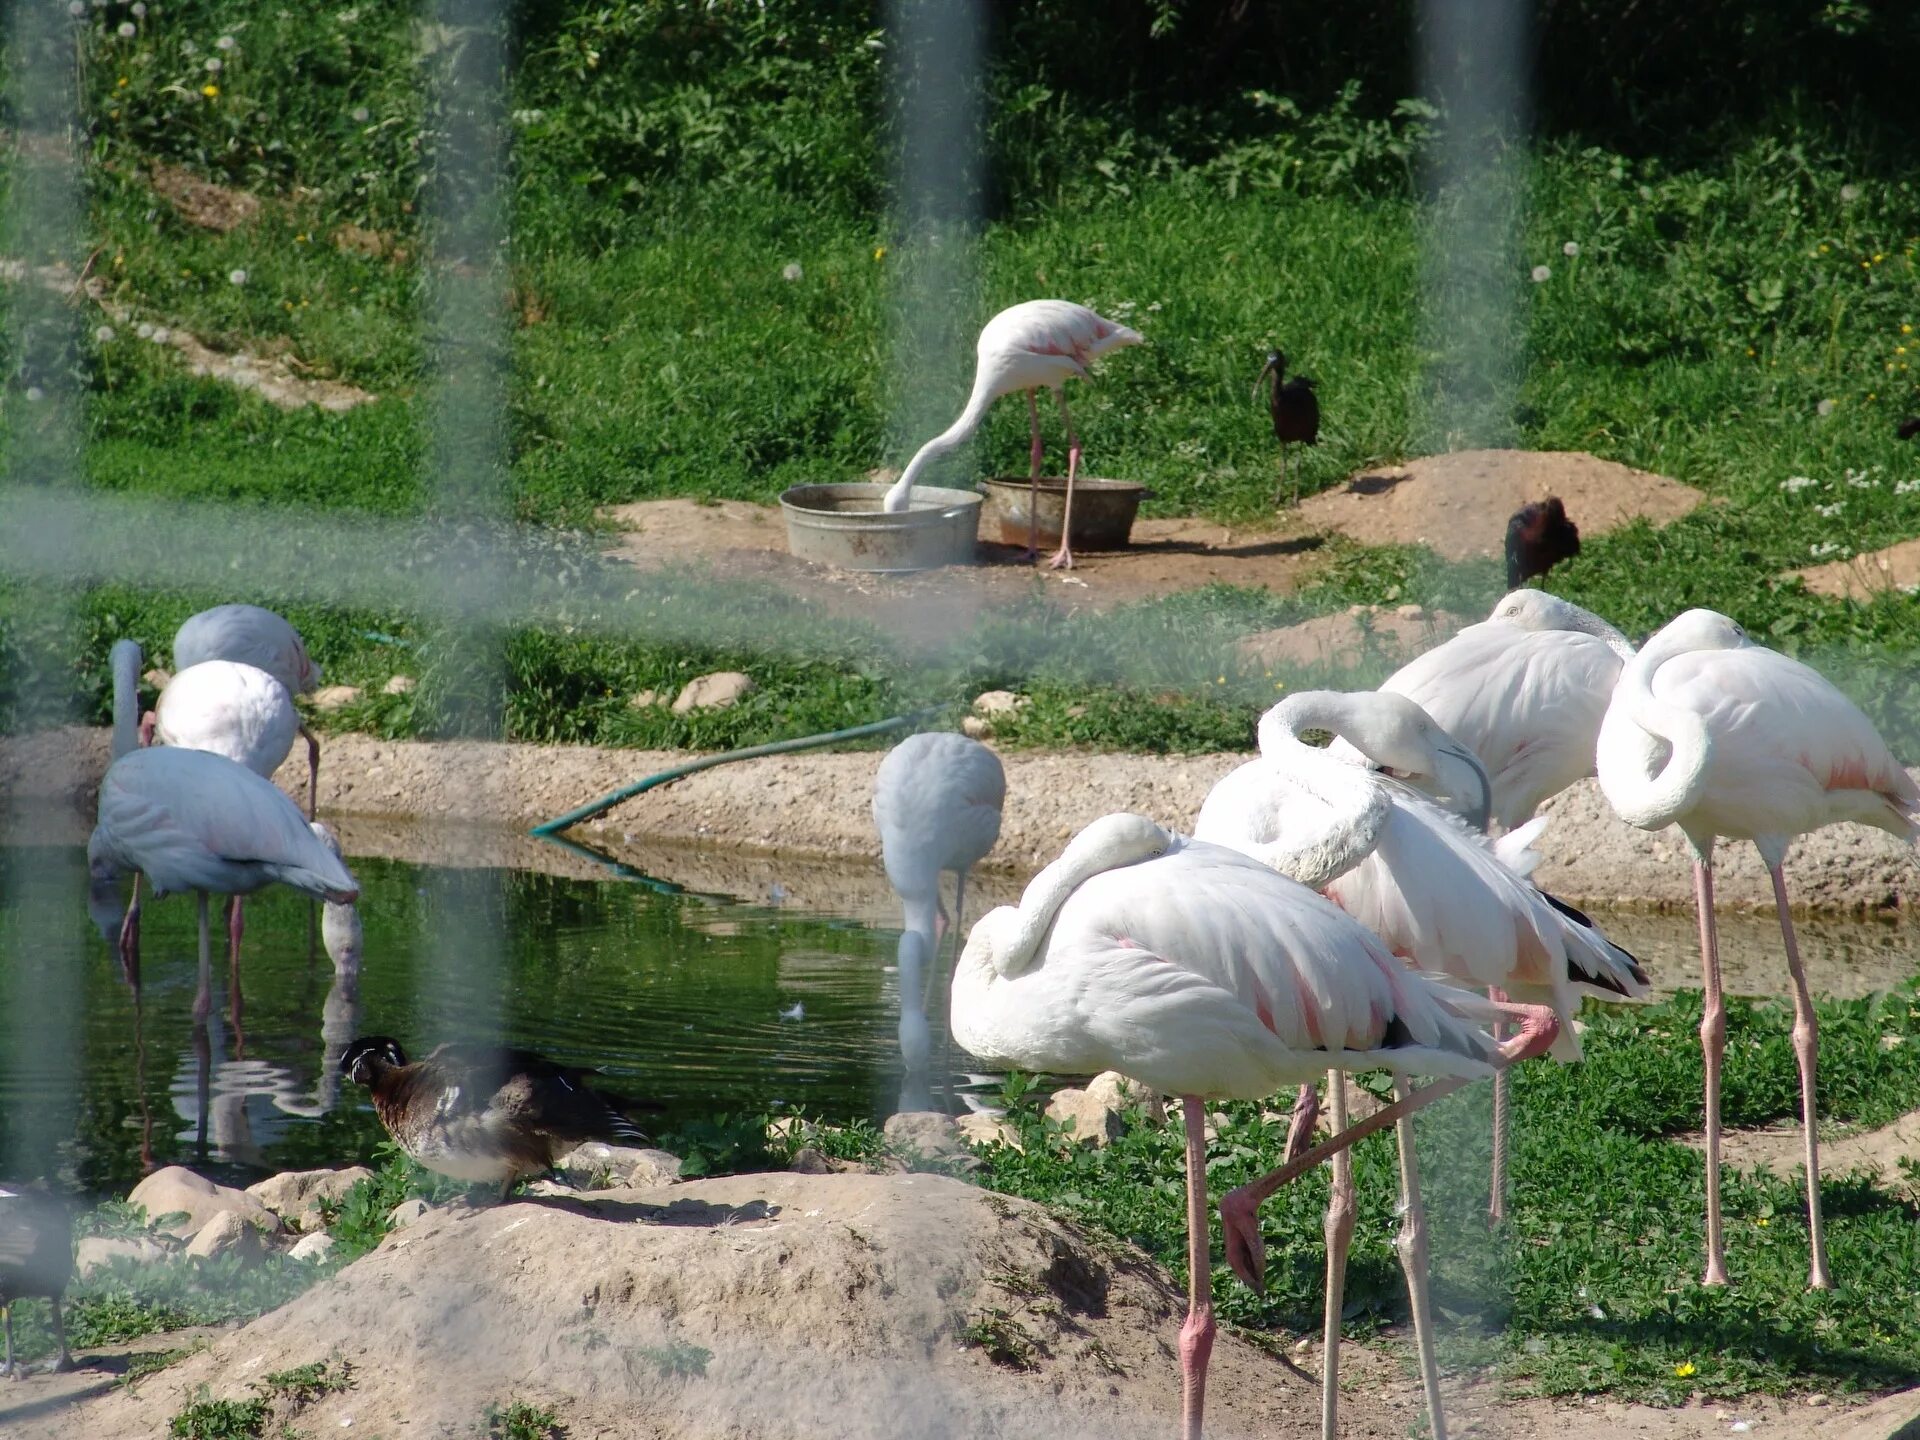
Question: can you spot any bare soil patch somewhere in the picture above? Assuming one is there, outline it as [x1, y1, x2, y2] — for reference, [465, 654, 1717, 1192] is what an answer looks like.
[149, 162, 262, 232]
[1682, 1107, 1920, 1185]
[1237, 603, 1464, 672]
[1788, 537, 1920, 602]
[1295, 449, 1706, 560]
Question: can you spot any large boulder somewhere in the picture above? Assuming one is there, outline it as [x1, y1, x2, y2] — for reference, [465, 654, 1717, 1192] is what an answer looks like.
[246, 1166, 374, 1233]
[128, 1166, 283, 1240]
[74, 1234, 173, 1278]
[184, 1209, 265, 1263]
[882, 1111, 965, 1159]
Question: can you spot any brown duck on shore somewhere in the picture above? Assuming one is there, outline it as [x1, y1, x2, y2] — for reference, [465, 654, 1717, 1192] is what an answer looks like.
[1, 1183, 73, 1378]
[341, 1037, 650, 1201]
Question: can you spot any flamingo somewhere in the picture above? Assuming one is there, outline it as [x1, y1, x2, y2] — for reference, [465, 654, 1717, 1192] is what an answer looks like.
[1335, 589, 1636, 831]
[1196, 690, 1647, 1440]
[172, 603, 323, 817]
[881, 300, 1142, 570]
[89, 746, 359, 1032]
[1597, 608, 1919, 1290]
[872, 731, 1005, 1087]
[952, 812, 1559, 1440]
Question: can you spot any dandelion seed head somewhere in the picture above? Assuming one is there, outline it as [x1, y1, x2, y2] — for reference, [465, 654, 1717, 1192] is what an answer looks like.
[135, 321, 154, 339]
[216, 33, 235, 49]
[68, 1, 86, 15]
[94, 325, 116, 343]
[1817, 398, 1837, 417]
[131, 1, 145, 12]
[229, 268, 248, 286]
[151, 327, 171, 344]
[1841, 183, 1861, 203]
[1562, 241, 1580, 257]
[24, 386, 45, 403]
[116, 20, 134, 36]
[350, 105, 370, 123]
[1530, 264, 1551, 283]
[204, 56, 222, 72]
[781, 262, 802, 282]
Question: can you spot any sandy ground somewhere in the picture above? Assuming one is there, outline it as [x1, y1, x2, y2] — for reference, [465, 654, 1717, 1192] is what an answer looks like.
[1790, 536, 1920, 603]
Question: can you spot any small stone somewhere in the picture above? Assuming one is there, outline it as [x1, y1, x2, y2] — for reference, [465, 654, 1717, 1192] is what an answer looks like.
[1064, 704, 1088, 719]
[972, 690, 1029, 718]
[246, 1166, 373, 1232]
[628, 688, 662, 709]
[627, 1148, 685, 1187]
[128, 1165, 282, 1240]
[142, 667, 172, 691]
[75, 1234, 172, 1277]
[381, 674, 416, 696]
[1805, 1394, 1830, 1408]
[960, 715, 992, 740]
[185, 1209, 263, 1263]
[1044, 1073, 1147, 1146]
[672, 671, 755, 714]
[387, 1198, 430, 1229]
[556, 1143, 682, 1189]
[1394, 603, 1426, 619]
[789, 1146, 833, 1175]
[288, 1231, 336, 1263]
[309, 684, 362, 711]
[883, 1110, 965, 1158]
[955, 1112, 1020, 1150]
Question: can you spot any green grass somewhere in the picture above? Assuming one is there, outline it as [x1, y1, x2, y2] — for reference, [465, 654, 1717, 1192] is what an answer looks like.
[483, 1400, 565, 1440]
[975, 984, 1920, 1401]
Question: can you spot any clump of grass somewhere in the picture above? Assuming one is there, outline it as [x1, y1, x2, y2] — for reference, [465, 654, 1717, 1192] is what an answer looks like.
[633, 1341, 712, 1380]
[168, 1390, 269, 1440]
[960, 1307, 1039, 1370]
[483, 1400, 565, 1440]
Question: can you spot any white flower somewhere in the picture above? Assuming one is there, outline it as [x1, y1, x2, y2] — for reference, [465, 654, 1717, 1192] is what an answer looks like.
[228, 268, 248, 286]
[1810, 541, 1843, 558]
[204, 57, 222, 72]
[1841, 183, 1861, 203]
[150, 326, 171, 343]
[781, 262, 802, 282]
[1816, 398, 1836, 417]
[24, 386, 45, 403]
[116, 19, 134, 35]
[1562, 241, 1581, 257]
[135, 321, 154, 339]
[1781, 475, 1818, 493]
[1846, 467, 1876, 489]
[94, 325, 115, 343]
[181, 38, 196, 53]
[1896, 479, 1920, 495]
[68, 1, 86, 15]
[1815, 502, 1843, 518]
[130, 1, 145, 13]
[350, 105, 370, 123]
[1530, 265, 1551, 283]
[215, 33, 235, 49]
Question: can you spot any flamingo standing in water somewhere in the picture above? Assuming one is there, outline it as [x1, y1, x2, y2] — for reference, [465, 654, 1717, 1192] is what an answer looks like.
[1597, 608, 1919, 1290]
[872, 732, 1004, 1096]
[173, 603, 323, 817]
[90, 747, 358, 1030]
[882, 300, 1141, 570]
[951, 812, 1558, 1440]
[1196, 690, 1646, 1440]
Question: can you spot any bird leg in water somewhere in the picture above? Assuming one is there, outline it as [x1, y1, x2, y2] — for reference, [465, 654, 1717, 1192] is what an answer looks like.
[1178, 1095, 1216, 1440]
[192, 892, 214, 1026]
[228, 896, 248, 1055]
[1219, 1003, 1561, 1293]
[1048, 390, 1081, 570]
[1693, 855, 1729, 1286]
[1394, 1075, 1449, 1440]
[1769, 863, 1833, 1291]
[301, 722, 321, 820]
[117, 873, 144, 989]
[1488, 985, 1510, 1223]
[1021, 390, 1045, 562]
[1318, 1071, 1354, 1440]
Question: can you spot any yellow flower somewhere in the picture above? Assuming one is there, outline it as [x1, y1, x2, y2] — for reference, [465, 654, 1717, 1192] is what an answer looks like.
[1674, 1362, 1697, 1378]
[1745, 347, 1755, 357]
[1819, 243, 1830, 253]
[1756, 1216, 1770, 1227]
[1875, 253, 1885, 263]
[1899, 346, 1908, 356]
[1215, 676, 1226, 684]
[873, 246, 887, 262]
[1903, 324, 1912, 334]
[201, 83, 219, 98]
[116, 76, 128, 87]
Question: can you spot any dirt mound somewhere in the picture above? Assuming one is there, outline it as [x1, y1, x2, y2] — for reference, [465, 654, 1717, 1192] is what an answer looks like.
[1296, 449, 1706, 561]
[1788, 536, 1920, 602]
[149, 163, 262, 232]
[9, 1172, 1343, 1440]
[1686, 1107, 1920, 1185]
[1237, 604, 1464, 672]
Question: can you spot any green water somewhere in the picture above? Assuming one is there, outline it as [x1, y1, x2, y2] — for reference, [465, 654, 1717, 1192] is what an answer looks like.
[0, 844, 907, 1196]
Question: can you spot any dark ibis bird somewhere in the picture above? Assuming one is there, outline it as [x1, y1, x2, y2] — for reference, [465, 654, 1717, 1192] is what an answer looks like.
[1254, 349, 1320, 506]
[342, 1036, 651, 1201]
[1, 1183, 73, 1377]
[1897, 416, 1920, 441]
[1504, 496, 1582, 588]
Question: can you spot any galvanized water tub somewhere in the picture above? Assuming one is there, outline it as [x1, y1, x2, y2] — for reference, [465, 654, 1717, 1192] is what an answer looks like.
[778, 482, 982, 573]
[980, 477, 1152, 552]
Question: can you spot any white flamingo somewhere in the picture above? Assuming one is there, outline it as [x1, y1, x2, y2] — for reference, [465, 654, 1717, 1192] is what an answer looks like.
[1196, 690, 1646, 1440]
[1597, 608, 1918, 1291]
[872, 731, 1004, 1085]
[172, 603, 323, 816]
[882, 300, 1142, 569]
[952, 812, 1559, 1440]
[89, 747, 358, 1032]
[1334, 589, 1635, 830]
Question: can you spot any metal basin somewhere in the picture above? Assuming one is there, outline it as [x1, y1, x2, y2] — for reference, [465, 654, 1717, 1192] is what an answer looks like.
[980, 477, 1152, 552]
[779, 482, 981, 574]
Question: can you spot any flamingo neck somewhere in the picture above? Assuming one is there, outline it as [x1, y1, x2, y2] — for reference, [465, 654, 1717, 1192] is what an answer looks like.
[110, 639, 144, 760]
[1597, 629, 1713, 832]
[1253, 694, 1391, 887]
[900, 892, 942, 957]
[882, 366, 1005, 513]
[1562, 608, 1638, 662]
[984, 814, 1176, 979]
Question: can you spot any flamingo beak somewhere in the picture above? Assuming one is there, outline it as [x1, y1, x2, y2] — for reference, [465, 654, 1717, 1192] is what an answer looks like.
[1437, 744, 1494, 834]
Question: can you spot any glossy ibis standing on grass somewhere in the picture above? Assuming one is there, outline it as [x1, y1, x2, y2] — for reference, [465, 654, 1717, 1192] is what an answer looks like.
[1255, 349, 1320, 507]
[1504, 495, 1581, 588]
[1896, 416, 1920, 440]
[0, 1183, 72, 1377]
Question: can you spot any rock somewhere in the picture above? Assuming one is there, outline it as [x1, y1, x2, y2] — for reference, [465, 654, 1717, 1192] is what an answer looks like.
[971, 690, 1029, 718]
[628, 688, 662, 709]
[246, 1166, 373, 1232]
[289, 1232, 336, 1263]
[672, 671, 755, 714]
[556, 1143, 683, 1189]
[789, 1146, 833, 1175]
[128, 1166, 283, 1240]
[185, 1209, 263, 1263]
[628, 1149, 685, 1187]
[882, 1111, 965, 1159]
[75, 1234, 172, 1277]
[1088, 1071, 1164, 1124]
[309, 684, 362, 711]
[960, 715, 992, 740]
[955, 1112, 1020, 1151]
[1046, 1088, 1121, 1146]
[142, 667, 172, 691]
[388, 1198, 431, 1229]
[382, 674, 416, 696]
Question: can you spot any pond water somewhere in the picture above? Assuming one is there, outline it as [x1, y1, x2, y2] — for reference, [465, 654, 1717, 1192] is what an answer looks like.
[2, 833, 1917, 1200]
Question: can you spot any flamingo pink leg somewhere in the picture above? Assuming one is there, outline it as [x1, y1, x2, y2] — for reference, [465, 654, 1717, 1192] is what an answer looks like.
[1219, 1004, 1561, 1293]
[1023, 390, 1044, 561]
[1178, 1095, 1216, 1440]
[300, 722, 321, 820]
[228, 896, 247, 1049]
[1318, 1071, 1354, 1440]
[1047, 391, 1081, 570]
[1284, 1079, 1321, 1162]
[1488, 985, 1510, 1222]
[191, 892, 213, 1025]
[1393, 1075, 1449, 1440]
[117, 873, 144, 988]
[137, 710, 157, 748]
[1768, 862, 1833, 1290]
[1693, 854, 1730, 1286]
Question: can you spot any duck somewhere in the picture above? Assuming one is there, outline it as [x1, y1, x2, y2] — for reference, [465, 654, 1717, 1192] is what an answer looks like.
[341, 1037, 650, 1200]
[0, 1183, 73, 1377]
